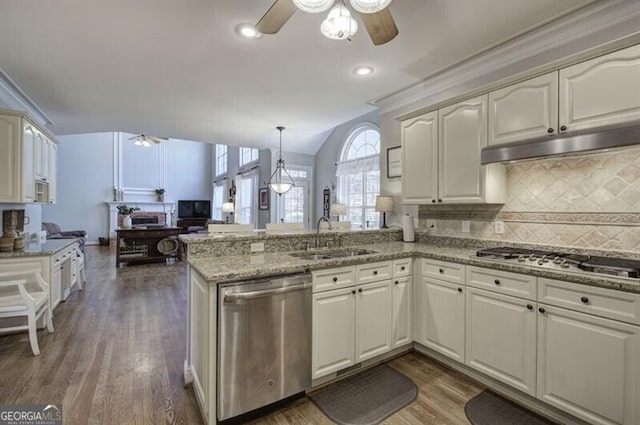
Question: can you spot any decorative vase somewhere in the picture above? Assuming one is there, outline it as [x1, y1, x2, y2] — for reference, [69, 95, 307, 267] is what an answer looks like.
[122, 215, 132, 229]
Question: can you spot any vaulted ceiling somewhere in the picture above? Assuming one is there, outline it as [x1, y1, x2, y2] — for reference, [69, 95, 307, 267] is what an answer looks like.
[0, 0, 592, 153]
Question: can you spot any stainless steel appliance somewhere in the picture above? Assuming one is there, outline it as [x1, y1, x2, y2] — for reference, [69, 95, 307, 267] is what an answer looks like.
[218, 273, 312, 421]
[476, 247, 640, 279]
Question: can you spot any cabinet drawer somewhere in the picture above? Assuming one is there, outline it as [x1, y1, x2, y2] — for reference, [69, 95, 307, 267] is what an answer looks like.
[421, 259, 464, 284]
[538, 278, 640, 325]
[467, 266, 536, 300]
[356, 261, 392, 285]
[313, 266, 355, 293]
[392, 258, 412, 277]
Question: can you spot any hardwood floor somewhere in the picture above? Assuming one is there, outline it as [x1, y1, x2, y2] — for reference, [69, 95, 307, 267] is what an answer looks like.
[0, 246, 485, 424]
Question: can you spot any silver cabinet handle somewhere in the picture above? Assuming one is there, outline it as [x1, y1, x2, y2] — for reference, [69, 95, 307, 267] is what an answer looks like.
[224, 282, 311, 302]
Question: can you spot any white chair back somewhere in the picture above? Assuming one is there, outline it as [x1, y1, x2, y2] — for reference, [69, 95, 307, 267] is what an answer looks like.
[319, 221, 352, 231]
[208, 224, 254, 234]
[265, 223, 305, 233]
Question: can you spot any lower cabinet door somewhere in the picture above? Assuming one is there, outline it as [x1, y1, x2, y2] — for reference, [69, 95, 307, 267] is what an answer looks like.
[419, 277, 465, 362]
[312, 287, 356, 379]
[392, 276, 412, 348]
[51, 266, 62, 309]
[537, 305, 640, 425]
[465, 287, 537, 396]
[355, 280, 392, 362]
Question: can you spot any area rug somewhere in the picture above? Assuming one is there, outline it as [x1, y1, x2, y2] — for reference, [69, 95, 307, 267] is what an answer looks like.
[465, 390, 556, 425]
[309, 365, 417, 425]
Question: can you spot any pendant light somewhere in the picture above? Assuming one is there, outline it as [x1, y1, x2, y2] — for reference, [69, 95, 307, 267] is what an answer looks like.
[268, 126, 295, 195]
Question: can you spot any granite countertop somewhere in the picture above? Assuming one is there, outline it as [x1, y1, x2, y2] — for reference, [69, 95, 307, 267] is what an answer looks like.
[188, 241, 640, 294]
[178, 227, 401, 243]
[0, 239, 77, 258]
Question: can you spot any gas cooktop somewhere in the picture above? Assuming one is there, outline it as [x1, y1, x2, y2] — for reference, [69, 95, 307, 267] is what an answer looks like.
[475, 247, 640, 279]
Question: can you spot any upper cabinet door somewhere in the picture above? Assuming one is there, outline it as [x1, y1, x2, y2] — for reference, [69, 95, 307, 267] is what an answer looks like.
[0, 115, 21, 202]
[438, 95, 488, 203]
[489, 72, 559, 145]
[560, 44, 640, 133]
[33, 131, 44, 180]
[401, 111, 438, 204]
[47, 142, 57, 204]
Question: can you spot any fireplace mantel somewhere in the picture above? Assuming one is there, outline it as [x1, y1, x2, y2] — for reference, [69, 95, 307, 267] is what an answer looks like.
[105, 201, 175, 237]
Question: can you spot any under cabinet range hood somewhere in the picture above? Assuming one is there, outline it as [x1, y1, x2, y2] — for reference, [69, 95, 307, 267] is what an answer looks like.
[481, 125, 640, 164]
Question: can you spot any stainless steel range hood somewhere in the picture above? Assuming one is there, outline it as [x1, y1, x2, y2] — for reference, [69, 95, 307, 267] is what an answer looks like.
[481, 125, 640, 164]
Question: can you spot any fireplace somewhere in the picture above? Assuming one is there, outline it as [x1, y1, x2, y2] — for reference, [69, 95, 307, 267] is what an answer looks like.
[106, 202, 174, 237]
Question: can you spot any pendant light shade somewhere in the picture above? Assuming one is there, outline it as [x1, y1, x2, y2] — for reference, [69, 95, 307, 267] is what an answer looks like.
[321, 2, 358, 40]
[293, 0, 334, 13]
[268, 126, 295, 195]
[349, 0, 391, 14]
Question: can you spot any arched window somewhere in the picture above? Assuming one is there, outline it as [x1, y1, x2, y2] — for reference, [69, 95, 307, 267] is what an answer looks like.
[336, 124, 380, 229]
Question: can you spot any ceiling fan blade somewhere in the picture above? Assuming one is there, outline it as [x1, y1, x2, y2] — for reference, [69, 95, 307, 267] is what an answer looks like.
[256, 0, 297, 34]
[360, 7, 398, 46]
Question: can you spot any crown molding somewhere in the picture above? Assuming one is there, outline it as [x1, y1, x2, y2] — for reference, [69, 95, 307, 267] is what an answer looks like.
[372, 0, 640, 115]
[0, 68, 53, 126]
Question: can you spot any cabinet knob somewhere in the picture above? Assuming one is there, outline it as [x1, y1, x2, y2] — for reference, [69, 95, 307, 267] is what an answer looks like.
[547, 128, 554, 134]
[438, 199, 442, 203]
[400, 266, 405, 271]
[352, 290, 356, 295]
[358, 288, 363, 293]
[394, 280, 399, 285]
[560, 125, 567, 131]
[538, 307, 546, 313]
[580, 296, 589, 304]
[494, 279, 500, 285]
[527, 304, 533, 310]
[457, 288, 463, 293]
[333, 277, 338, 282]
[438, 268, 444, 273]
[432, 199, 436, 203]
[373, 270, 378, 275]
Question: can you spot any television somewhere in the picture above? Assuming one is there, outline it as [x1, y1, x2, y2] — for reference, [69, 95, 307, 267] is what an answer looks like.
[178, 200, 211, 219]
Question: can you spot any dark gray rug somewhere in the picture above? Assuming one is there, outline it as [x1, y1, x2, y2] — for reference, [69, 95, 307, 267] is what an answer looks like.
[465, 390, 556, 425]
[309, 365, 417, 425]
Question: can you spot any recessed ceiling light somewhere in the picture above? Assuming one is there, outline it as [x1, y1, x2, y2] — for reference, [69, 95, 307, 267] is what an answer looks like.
[353, 65, 374, 76]
[235, 23, 262, 40]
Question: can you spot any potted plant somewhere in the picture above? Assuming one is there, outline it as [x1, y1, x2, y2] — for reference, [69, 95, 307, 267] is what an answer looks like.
[155, 188, 165, 202]
[116, 204, 140, 229]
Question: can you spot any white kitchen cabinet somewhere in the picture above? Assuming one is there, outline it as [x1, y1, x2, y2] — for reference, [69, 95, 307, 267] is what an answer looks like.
[438, 95, 506, 204]
[466, 287, 537, 396]
[418, 276, 466, 362]
[489, 72, 559, 145]
[0, 110, 57, 203]
[537, 304, 640, 425]
[560, 44, 640, 134]
[355, 280, 392, 362]
[401, 111, 438, 204]
[312, 286, 356, 379]
[391, 276, 412, 348]
[47, 141, 57, 204]
[51, 265, 62, 309]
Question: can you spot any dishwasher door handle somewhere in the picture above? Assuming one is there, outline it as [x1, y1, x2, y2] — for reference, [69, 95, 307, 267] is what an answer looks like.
[224, 282, 312, 302]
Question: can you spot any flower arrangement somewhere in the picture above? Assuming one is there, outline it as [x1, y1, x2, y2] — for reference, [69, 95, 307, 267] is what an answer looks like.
[154, 188, 165, 195]
[116, 204, 140, 216]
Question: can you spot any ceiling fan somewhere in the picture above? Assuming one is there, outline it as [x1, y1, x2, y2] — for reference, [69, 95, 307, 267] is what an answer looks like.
[256, 0, 398, 46]
[129, 134, 168, 147]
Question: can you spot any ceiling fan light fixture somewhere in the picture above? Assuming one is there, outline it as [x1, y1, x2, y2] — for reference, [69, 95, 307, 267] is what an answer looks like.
[268, 126, 295, 195]
[349, 0, 391, 14]
[235, 23, 262, 39]
[293, 0, 334, 13]
[321, 3, 358, 40]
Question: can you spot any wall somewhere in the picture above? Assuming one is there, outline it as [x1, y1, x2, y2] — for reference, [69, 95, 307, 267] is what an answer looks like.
[313, 109, 379, 222]
[43, 132, 212, 243]
[418, 146, 640, 253]
[0, 203, 42, 236]
[42, 132, 114, 242]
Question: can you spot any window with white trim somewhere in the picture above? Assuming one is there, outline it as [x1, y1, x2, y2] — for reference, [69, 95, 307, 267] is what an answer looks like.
[212, 182, 226, 220]
[239, 147, 259, 167]
[216, 144, 228, 176]
[336, 125, 380, 229]
[235, 170, 258, 227]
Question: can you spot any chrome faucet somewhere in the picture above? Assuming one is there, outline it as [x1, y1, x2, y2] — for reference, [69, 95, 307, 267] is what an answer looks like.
[315, 216, 332, 248]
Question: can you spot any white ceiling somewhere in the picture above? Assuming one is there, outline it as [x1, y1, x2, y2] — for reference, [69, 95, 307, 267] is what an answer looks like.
[0, 0, 591, 154]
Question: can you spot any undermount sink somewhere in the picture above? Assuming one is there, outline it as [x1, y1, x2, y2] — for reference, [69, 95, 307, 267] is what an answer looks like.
[290, 249, 377, 261]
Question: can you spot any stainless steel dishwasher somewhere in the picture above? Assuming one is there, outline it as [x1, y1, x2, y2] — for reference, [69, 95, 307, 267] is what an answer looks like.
[217, 273, 312, 421]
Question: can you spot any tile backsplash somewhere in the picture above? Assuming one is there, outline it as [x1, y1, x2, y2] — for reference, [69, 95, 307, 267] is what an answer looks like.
[418, 146, 640, 253]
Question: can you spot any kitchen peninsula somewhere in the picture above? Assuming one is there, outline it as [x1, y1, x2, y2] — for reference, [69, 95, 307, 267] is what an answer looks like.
[180, 228, 640, 425]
